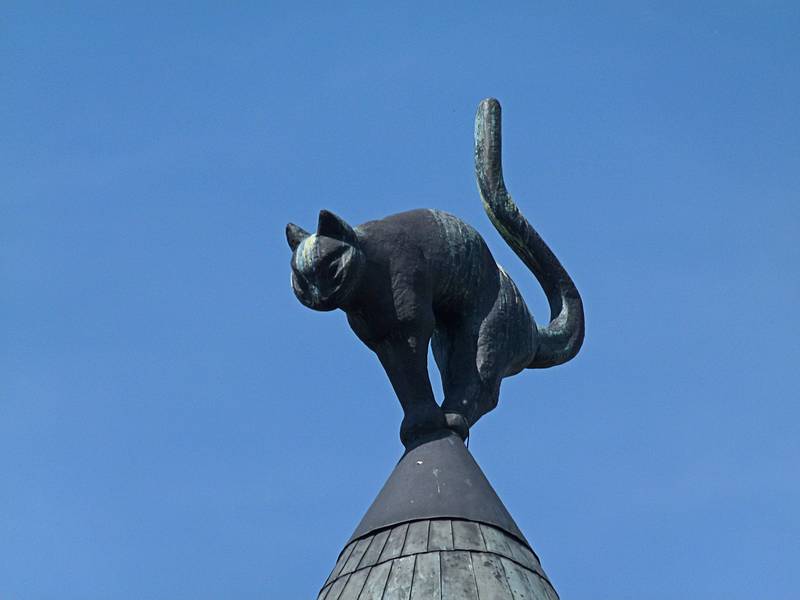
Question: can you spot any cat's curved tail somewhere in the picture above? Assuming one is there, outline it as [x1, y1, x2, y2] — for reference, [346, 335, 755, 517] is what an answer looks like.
[475, 98, 584, 368]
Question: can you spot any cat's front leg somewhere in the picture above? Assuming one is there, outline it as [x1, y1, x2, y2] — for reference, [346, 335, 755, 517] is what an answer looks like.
[373, 331, 446, 448]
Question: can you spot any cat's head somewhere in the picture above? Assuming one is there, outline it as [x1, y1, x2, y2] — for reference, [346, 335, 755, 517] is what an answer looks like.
[286, 210, 365, 312]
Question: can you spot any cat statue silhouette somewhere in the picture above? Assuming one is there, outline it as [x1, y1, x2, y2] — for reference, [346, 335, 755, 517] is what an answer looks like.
[286, 99, 584, 448]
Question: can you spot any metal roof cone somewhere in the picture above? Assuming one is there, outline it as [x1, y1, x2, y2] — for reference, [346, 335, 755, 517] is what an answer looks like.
[318, 431, 559, 599]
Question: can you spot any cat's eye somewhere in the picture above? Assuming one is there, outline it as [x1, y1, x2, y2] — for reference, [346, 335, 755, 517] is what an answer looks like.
[328, 260, 342, 278]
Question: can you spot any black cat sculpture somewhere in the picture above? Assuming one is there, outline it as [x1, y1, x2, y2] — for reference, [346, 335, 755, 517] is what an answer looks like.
[286, 99, 584, 448]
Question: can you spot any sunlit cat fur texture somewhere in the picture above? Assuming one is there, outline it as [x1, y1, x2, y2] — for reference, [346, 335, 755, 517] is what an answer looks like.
[286, 99, 584, 448]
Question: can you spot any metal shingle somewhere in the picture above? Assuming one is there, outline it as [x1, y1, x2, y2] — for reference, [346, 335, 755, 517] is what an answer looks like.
[325, 573, 351, 600]
[358, 528, 391, 570]
[382, 555, 415, 600]
[358, 562, 392, 600]
[327, 542, 358, 586]
[440, 550, 478, 600]
[342, 537, 373, 576]
[500, 557, 547, 600]
[378, 523, 409, 563]
[472, 552, 514, 600]
[402, 521, 429, 555]
[480, 523, 513, 558]
[428, 520, 453, 551]
[338, 568, 370, 600]
[409, 552, 441, 600]
[452, 520, 485, 552]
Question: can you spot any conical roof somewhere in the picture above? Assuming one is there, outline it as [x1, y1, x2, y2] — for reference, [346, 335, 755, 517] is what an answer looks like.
[317, 432, 559, 600]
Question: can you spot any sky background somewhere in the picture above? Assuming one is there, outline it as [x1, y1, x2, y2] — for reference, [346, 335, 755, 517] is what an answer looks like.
[2, 3, 799, 599]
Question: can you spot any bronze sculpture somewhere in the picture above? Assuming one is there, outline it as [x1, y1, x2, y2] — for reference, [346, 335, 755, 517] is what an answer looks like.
[286, 99, 584, 448]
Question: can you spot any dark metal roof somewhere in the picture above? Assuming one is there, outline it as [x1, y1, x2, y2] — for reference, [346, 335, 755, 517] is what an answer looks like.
[349, 431, 528, 545]
[318, 432, 559, 599]
[319, 518, 557, 600]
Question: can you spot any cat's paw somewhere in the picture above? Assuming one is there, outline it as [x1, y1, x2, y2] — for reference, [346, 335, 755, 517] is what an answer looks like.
[443, 412, 470, 441]
[400, 405, 447, 448]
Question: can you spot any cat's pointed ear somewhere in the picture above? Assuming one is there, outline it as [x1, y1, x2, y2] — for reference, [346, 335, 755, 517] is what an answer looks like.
[317, 209, 357, 245]
[286, 222, 310, 251]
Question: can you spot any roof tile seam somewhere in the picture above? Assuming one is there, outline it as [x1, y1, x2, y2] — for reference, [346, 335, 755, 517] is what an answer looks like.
[358, 529, 390, 572]
[326, 572, 350, 600]
[345, 538, 371, 575]
[326, 542, 356, 586]
[500, 556, 558, 600]
[354, 534, 377, 573]
[407, 554, 418, 599]
[437, 551, 443, 600]
[349, 515, 530, 549]
[379, 522, 409, 563]
[347, 567, 370, 600]
[399, 520, 410, 560]
[497, 553, 512, 600]
[476, 520, 489, 557]
[539, 570, 559, 599]
[477, 522, 546, 579]
[339, 573, 353, 600]
[378, 556, 394, 599]
[351, 517, 534, 556]
[321, 548, 546, 592]
[468, 551, 480, 600]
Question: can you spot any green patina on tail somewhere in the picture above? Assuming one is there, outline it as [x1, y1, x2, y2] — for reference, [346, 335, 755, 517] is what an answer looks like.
[474, 98, 584, 369]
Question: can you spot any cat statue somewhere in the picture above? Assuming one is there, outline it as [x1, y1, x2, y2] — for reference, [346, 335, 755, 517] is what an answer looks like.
[286, 98, 584, 448]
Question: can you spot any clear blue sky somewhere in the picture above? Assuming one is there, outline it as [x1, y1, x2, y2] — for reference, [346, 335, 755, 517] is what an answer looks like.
[2, 3, 798, 598]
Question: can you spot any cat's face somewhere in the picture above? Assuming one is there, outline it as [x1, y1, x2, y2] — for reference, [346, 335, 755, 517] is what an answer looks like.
[286, 210, 364, 312]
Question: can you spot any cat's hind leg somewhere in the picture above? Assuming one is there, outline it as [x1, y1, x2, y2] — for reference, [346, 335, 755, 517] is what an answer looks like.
[468, 269, 537, 427]
[433, 320, 501, 439]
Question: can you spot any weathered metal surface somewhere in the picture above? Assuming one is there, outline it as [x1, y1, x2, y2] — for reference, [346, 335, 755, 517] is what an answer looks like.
[402, 521, 429, 555]
[378, 522, 408, 563]
[338, 568, 371, 600]
[359, 528, 391, 570]
[286, 98, 584, 449]
[349, 431, 528, 545]
[324, 573, 350, 600]
[358, 561, 392, 600]
[409, 551, 441, 600]
[342, 536, 373, 575]
[326, 541, 357, 586]
[481, 522, 512, 557]
[501, 557, 554, 600]
[473, 552, 514, 599]
[382, 555, 415, 600]
[441, 550, 479, 600]
[428, 519, 454, 551]
[319, 518, 557, 600]
[505, 533, 542, 573]
[452, 520, 485, 552]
